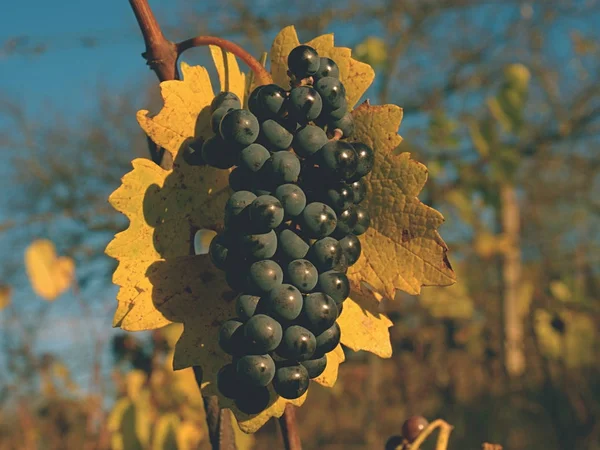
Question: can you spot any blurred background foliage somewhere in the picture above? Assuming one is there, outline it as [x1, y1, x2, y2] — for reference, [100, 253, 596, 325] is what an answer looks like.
[1, 0, 599, 449]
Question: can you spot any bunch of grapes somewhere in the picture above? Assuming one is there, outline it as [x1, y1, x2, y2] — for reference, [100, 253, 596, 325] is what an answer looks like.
[203, 44, 374, 414]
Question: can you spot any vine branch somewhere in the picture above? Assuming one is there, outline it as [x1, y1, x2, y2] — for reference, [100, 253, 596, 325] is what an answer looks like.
[279, 405, 302, 450]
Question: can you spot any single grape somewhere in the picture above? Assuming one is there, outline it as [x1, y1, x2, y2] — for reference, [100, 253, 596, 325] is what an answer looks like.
[301, 202, 337, 238]
[307, 237, 342, 272]
[247, 86, 264, 116]
[217, 364, 243, 399]
[236, 294, 261, 321]
[240, 143, 271, 173]
[323, 183, 355, 212]
[350, 178, 367, 204]
[266, 151, 301, 185]
[211, 106, 234, 133]
[315, 57, 340, 80]
[287, 45, 320, 78]
[327, 97, 348, 120]
[235, 386, 270, 415]
[239, 229, 278, 259]
[244, 314, 283, 353]
[211, 91, 241, 112]
[236, 354, 276, 387]
[277, 325, 316, 361]
[278, 228, 310, 261]
[220, 109, 260, 146]
[317, 271, 349, 305]
[255, 84, 287, 119]
[201, 135, 237, 169]
[247, 260, 283, 294]
[218, 319, 245, 355]
[314, 76, 346, 110]
[353, 206, 371, 235]
[286, 259, 318, 293]
[301, 354, 327, 379]
[288, 86, 322, 123]
[318, 141, 357, 181]
[228, 167, 255, 193]
[352, 142, 374, 179]
[339, 234, 361, 266]
[265, 284, 303, 322]
[402, 416, 429, 443]
[275, 184, 307, 217]
[292, 125, 328, 158]
[272, 363, 310, 399]
[315, 322, 341, 355]
[332, 206, 358, 237]
[302, 292, 338, 334]
[258, 119, 293, 151]
[209, 233, 230, 270]
[328, 112, 354, 138]
[249, 195, 284, 232]
[224, 191, 256, 228]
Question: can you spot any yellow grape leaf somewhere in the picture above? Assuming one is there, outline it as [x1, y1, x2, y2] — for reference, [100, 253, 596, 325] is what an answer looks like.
[270, 26, 374, 108]
[0, 285, 11, 310]
[338, 287, 393, 358]
[24, 239, 74, 301]
[347, 102, 456, 299]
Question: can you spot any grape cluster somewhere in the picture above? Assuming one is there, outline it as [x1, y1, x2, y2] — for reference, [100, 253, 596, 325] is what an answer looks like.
[204, 45, 374, 414]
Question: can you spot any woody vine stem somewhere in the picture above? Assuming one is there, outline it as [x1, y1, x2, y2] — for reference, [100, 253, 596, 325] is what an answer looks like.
[128, 0, 299, 449]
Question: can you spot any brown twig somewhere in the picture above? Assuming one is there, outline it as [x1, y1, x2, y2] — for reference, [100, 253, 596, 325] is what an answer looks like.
[177, 36, 272, 86]
[279, 405, 303, 450]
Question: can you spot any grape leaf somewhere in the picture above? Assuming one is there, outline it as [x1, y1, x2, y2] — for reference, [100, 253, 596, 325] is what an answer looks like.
[270, 25, 374, 108]
[338, 287, 393, 358]
[348, 102, 456, 299]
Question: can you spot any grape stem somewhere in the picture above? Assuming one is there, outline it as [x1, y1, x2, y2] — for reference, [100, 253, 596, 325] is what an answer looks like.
[128, 0, 272, 86]
[177, 36, 272, 86]
[330, 128, 344, 141]
[279, 405, 303, 450]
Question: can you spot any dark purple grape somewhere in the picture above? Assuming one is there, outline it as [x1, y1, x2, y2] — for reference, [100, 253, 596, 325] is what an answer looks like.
[286, 259, 318, 293]
[277, 325, 316, 361]
[353, 206, 371, 235]
[301, 354, 327, 379]
[275, 184, 307, 217]
[217, 364, 243, 399]
[236, 354, 275, 387]
[350, 178, 367, 204]
[243, 314, 283, 353]
[211, 91, 241, 112]
[302, 292, 338, 334]
[236, 294, 261, 321]
[352, 142, 374, 179]
[287, 45, 320, 78]
[402, 416, 429, 443]
[315, 322, 341, 355]
[307, 237, 342, 272]
[288, 86, 322, 123]
[315, 57, 340, 80]
[264, 284, 303, 322]
[317, 271, 349, 305]
[339, 234, 361, 266]
[272, 363, 310, 399]
[248, 260, 283, 294]
[301, 202, 337, 238]
[318, 141, 358, 181]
